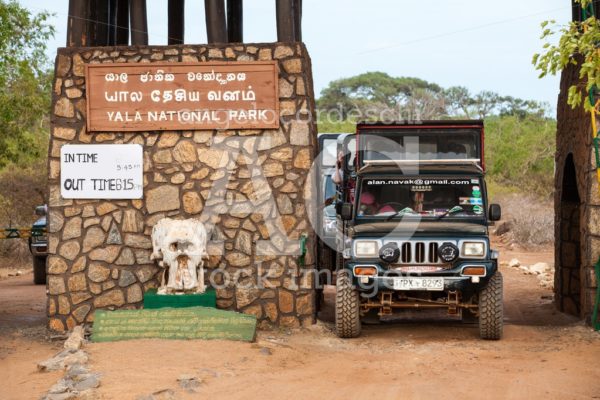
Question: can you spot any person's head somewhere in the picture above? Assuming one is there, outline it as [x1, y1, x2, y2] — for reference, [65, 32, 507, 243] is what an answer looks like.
[336, 151, 344, 167]
[359, 192, 378, 216]
[360, 191, 375, 206]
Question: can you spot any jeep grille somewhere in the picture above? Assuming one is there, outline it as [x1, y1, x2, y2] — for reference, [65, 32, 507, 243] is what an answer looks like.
[390, 241, 450, 265]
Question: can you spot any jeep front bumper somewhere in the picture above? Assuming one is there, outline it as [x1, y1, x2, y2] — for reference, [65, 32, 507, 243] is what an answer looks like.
[347, 260, 498, 295]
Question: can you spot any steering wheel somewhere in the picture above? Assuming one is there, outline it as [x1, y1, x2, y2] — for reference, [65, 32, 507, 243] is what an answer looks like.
[378, 202, 405, 211]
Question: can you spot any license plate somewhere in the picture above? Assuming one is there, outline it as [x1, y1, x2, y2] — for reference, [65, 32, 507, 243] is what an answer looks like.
[392, 277, 444, 291]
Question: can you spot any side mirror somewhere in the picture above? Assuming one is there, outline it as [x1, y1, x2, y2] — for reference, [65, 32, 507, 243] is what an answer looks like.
[489, 204, 501, 221]
[35, 205, 47, 217]
[341, 203, 353, 221]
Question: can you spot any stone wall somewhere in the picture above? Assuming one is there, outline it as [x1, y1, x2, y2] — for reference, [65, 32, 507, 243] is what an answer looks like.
[555, 62, 598, 320]
[47, 43, 317, 331]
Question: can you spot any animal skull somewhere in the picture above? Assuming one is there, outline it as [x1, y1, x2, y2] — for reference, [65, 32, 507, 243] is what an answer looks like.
[150, 218, 209, 294]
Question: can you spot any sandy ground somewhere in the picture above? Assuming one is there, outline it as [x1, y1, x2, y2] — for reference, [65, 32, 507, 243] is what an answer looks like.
[1, 243, 600, 400]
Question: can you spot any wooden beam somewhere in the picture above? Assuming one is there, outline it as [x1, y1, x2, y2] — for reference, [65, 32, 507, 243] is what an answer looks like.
[293, 0, 302, 42]
[227, 0, 243, 43]
[108, 0, 118, 45]
[86, 1, 97, 45]
[116, 0, 130, 45]
[93, 0, 111, 46]
[168, 0, 185, 45]
[67, 0, 88, 47]
[130, 0, 148, 45]
[276, 0, 294, 42]
[205, 0, 227, 44]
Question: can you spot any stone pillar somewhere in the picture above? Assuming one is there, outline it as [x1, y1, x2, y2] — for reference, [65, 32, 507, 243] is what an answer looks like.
[555, 62, 599, 322]
[47, 43, 317, 331]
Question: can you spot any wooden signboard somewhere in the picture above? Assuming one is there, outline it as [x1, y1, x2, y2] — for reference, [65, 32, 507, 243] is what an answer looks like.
[86, 61, 279, 131]
[92, 307, 257, 342]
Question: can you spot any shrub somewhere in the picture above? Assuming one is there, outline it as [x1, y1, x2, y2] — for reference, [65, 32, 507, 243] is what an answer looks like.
[485, 115, 555, 198]
[0, 160, 47, 267]
[494, 194, 554, 247]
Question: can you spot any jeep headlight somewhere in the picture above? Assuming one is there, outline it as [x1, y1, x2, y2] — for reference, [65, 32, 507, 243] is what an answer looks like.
[462, 242, 485, 257]
[354, 240, 379, 257]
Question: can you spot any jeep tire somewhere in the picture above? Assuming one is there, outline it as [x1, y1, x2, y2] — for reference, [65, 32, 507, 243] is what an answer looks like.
[33, 256, 47, 285]
[335, 269, 361, 338]
[478, 271, 503, 340]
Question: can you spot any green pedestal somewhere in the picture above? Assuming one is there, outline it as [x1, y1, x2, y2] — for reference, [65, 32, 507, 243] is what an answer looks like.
[143, 288, 216, 309]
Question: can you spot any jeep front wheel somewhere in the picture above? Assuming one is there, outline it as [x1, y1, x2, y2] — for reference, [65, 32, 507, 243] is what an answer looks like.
[478, 271, 503, 340]
[335, 269, 361, 338]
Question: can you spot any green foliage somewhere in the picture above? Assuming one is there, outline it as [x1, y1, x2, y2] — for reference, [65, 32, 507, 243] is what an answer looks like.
[317, 71, 555, 197]
[0, 0, 54, 85]
[318, 114, 556, 198]
[317, 72, 549, 120]
[533, 0, 600, 111]
[0, 1, 54, 230]
[485, 115, 556, 197]
[318, 72, 441, 109]
[317, 72, 445, 120]
[316, 117, 355, 134]
[0, 1, 54, 169]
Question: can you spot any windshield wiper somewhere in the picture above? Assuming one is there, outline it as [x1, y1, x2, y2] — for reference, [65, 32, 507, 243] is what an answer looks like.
[436, 205, 464, 220]
[385, 207, 417, 222]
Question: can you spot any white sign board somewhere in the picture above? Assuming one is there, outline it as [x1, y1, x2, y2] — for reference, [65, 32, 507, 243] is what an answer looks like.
[61, 144, 143, 199]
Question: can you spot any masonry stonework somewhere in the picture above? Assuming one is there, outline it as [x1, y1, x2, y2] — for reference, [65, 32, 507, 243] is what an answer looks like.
[47, 43, 317, 331]
[556, 62, 598, 321]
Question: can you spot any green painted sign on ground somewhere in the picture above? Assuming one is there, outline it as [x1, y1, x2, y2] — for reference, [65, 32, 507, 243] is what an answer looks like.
[91, 306, 256, 342]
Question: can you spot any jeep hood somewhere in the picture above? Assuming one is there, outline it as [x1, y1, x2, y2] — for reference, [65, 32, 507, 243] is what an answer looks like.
[32, 217, 46, 228]
[352, 221, 487, 236]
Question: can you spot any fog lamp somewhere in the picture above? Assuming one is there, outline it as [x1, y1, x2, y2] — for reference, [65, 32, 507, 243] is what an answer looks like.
[354, 266, 377, 276]
[461, 266, 486, 276]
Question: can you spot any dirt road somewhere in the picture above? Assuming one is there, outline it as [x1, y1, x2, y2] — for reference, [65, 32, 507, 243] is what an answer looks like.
[1, 246, 600, 400]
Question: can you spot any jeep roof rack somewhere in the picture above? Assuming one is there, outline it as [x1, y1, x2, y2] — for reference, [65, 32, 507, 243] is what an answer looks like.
[361, 159, 484, 172]
[356, 120, 484, 128]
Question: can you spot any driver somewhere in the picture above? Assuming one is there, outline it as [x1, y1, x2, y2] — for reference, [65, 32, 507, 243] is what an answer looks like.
[358, 192, 378, 216]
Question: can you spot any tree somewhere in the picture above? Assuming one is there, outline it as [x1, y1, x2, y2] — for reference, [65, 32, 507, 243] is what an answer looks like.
[0, 1, 54, 168]
[0, 1, 54, 85]
[472, 91, 501, 119]
[444, 86, 474, 118]
[533, 0, 598, 110]
[444, 89, 501, 119]
[498, 96, 549, 119]
[317, 71, 444, 120]
[404, 88, 447, 120]
[317, 72, 548, 121]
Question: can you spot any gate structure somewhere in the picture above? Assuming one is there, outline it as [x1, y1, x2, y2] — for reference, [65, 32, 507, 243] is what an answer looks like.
[555, 1, 600, 322]
[47, 0, 317, 331]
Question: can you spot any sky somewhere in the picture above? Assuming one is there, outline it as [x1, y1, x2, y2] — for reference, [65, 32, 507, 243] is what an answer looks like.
[20, 0, 570, 115]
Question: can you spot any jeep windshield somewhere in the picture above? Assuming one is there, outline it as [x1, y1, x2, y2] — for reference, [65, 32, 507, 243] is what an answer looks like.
[358, 129, 481, 166]
[356, 177, 485, 219]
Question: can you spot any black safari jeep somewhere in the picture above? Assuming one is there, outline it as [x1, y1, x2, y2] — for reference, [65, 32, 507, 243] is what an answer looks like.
[28, 205, 48, 284]
[334, 121, 503, 340]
